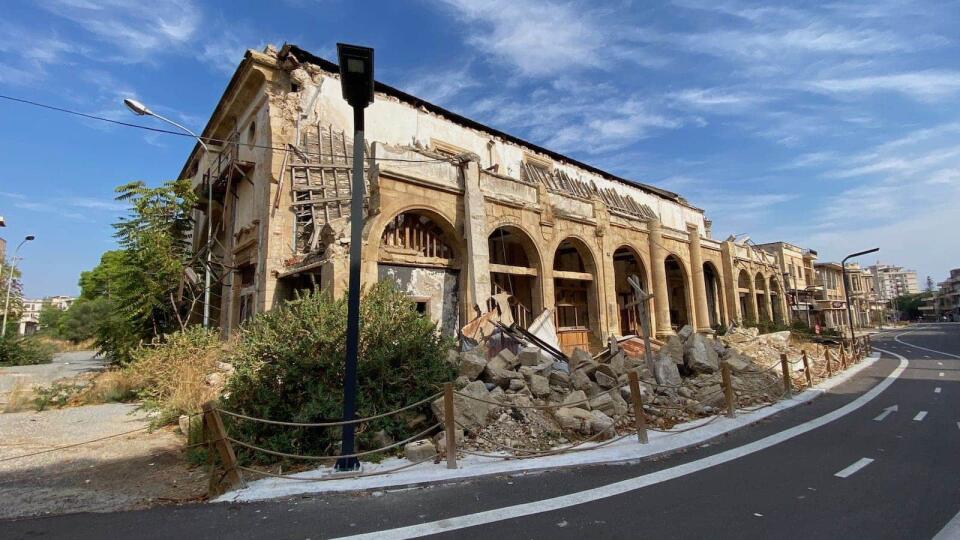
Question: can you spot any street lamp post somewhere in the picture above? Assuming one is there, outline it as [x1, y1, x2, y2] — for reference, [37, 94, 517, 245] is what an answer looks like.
[842, 248, 879, 344]
[334, 43, 375, 472]
[124, 98, 214, 329]
[2, 235, 35, 336]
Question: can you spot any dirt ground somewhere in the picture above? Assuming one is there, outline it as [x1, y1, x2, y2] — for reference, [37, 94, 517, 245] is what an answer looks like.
[0, 403, 208, 520]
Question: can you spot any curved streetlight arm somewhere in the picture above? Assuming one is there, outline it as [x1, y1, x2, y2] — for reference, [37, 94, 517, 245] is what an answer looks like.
[145, 111, 210, 153]
[841, 247, 879, 343]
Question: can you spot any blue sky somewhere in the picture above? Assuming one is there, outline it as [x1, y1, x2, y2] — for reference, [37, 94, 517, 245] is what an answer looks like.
[1, 0, 959, 298]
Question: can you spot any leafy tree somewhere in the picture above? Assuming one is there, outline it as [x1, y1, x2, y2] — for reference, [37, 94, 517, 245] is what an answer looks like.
[926, 275, 935, 293]
[38, 302, 66, 337]
[60, 298, 113, 343]
[892, 292, 931, 320]
[92, 179, 199, 363]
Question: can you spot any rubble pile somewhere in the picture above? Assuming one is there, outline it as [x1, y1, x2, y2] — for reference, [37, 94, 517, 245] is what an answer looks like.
[420, 325, 844, 458]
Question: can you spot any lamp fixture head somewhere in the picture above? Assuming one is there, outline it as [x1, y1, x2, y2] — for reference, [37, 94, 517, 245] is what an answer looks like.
[336, 43, 375, 109]
[123, 98, 152, 116]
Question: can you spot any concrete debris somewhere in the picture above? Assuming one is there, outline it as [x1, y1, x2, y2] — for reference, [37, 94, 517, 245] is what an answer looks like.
[404, 439, 436, 462]
[458, 349, 487, 380]
[431, 380, 496, 433]
[684, 333, 720, 374]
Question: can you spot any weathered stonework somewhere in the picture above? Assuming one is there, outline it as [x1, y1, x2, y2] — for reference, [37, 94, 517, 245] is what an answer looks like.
[178, 45, 790, 349]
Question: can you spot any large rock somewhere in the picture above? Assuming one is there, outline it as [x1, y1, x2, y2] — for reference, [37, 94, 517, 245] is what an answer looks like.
[654, 354, 682, 386]
[661, 336, 684, 365]
[549, 370, 571, 387]
[562, 390, 590, 410]
[404, 439, 436, 461]
[571, 368, 593, 391]
[594, 365, 619, 389]
[527, 374, 551, 397]
[570, 348, 593, 371]
[608, 352, 628, 375]
[458, 349, 487, 380]
[754, 330, 791, 347]
[432, 380, 496, 432]
[589, 410, 615, 437]
[722, 350, 754, 372]
[589, 389, 629, 417]
[694, 384, 725, 408]
[517, 346, 542, 366]
[483, 352, 523, 388]
[554, 407, 594, 434]
[434, 428, 464, 455]
[724, 326, 759, 343]
[677, 325, 695, 341]
[684, 333, 720, 374]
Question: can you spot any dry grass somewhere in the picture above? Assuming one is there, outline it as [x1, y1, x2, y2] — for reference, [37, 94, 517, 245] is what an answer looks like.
[27, 336, 97, 353]
[76, 370, 140, 405]
[125, 326, 227, 422]
[2, 379, 34, 413]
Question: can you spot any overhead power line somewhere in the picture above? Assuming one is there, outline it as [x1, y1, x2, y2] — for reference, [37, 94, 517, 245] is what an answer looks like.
[0, 94, 451, 164]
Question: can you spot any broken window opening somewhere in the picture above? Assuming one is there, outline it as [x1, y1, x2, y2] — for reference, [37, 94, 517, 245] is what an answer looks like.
[613, 246, 648, 337]
[665, 255, 690, 330]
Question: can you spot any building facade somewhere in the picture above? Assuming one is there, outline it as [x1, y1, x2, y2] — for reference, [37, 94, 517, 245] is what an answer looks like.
[17, 295, 76, 336]
[177, 45, 791, 350]
[867, 263, 919, 300]
[757, 242, 819, 326]
[921, 268, 960, 321]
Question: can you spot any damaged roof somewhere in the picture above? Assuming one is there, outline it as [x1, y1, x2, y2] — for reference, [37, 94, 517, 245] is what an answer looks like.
[281, 45, 698, 211]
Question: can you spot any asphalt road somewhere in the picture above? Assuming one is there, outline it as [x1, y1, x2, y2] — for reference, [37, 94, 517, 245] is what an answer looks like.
[3, 325, 959, 539]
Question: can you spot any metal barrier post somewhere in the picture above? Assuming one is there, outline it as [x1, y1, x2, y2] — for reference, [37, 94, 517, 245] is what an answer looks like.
[628, 371, 649, 443]
[780, 353, 792, 396]
[721, 362, 735, 418]
[202, 401, 243, 493]
[825, 348, 833, 377]
[442, 382, 457, 469]
[802, 350, 813, 387]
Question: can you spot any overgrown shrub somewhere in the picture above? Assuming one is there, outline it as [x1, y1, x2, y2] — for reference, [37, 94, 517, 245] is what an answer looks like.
[222, 281, 455, 464]
[125, 325, 224, 425]
[0, 336, 56, 366]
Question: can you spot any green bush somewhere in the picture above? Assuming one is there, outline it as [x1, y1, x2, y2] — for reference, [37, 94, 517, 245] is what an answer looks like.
[222, 281, 455, 464]
[0, 336, 56, 366]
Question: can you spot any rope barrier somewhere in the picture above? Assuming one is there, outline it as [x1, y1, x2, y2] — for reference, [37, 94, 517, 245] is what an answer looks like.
[216, 392, 441, 427]
[0, 426, 150, 464]
[227, 422, 442, 461]
[236, 452, 438, 482]
[456, 418, 615, 456]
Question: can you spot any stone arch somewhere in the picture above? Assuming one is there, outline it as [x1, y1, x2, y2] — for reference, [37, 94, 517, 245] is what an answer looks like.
[488, 225, 543, 328]
[755, 272, 769, 321]
[703, 261, 725, 329]
[552, 236, 600, 354]
[376, 208, 463, 336]
[613, 245, 650, 336]
[664, 254, 692, 330]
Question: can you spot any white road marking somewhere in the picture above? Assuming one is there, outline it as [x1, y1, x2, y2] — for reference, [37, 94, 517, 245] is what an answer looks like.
[834, 458, 875, 478]
[938, 361, 944, 366]
[934, 508, 960, 539]
[935, 387, 942, 393]
[333, 348, 910, 540]
[940, 372, 945, 377]
[924, 355, 931, 358]
[874, 405, 898, 422]
[894, 334, 960, 359]
[914, 411, 928, 422]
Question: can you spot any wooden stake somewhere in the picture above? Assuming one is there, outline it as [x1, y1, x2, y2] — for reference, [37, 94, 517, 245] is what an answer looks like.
[628, 371, 648, 443]
[202, 401, 243, 494]
[840, 345, 848, 369]
[721, 362, 736, 418]
[802, 350, 813, 387]
[780, 353, 792, 396]
[442, 382, 458, 469]
[825, 348, 833, 377]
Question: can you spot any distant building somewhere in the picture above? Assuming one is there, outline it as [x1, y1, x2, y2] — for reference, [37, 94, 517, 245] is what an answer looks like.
[756, 241, 818, 326]
[920, 268, 960, 321]
[17, 295, 77, 336]
[867, 263, 920, 300]
[813, 262, 850, 331]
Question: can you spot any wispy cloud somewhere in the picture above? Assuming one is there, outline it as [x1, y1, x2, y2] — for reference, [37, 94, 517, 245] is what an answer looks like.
[811, 71, 960, 101]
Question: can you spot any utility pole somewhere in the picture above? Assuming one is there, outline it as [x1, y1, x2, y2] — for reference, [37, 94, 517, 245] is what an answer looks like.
[334, 43, 375, 472]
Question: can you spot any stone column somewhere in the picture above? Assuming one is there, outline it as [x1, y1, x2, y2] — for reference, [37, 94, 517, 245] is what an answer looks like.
[687, 223, 710, 332]
[748, 270, 760, 323]
[720, 240, 740, 325]
[648, 219, 672, 337]
[763, 279, 774, 323]
[461, 159, 490, 316]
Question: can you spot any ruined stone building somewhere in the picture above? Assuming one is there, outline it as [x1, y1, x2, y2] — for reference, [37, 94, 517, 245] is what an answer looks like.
[178, 45, 790, 352]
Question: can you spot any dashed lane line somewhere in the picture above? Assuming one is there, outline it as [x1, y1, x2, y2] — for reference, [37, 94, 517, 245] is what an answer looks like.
[940, 372, 945, 377]
[834, 458, 875, 479]
[935, 387, 942, 394]
[914, 411, 928, 422]
[333, 348, 909, 540]
[894, 334, 960, 359]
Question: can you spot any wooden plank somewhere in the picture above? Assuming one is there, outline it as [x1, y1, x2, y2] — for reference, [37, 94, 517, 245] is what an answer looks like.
[553, 270, 594, 281]
[489, 263, 538, 276]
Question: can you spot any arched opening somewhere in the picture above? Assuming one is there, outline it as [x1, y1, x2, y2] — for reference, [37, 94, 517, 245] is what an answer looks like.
[769, 275, 784, 324]
[737, 270, 753, 322]
[377, 210, 460, 335]
[755, 273, 769, 321]
[613, 246, 648, 336]
[664, 255, 690, 330]
[488, 226, 542, 328]
[553, 237, 599, 354]
[703, 262, 724, 328]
